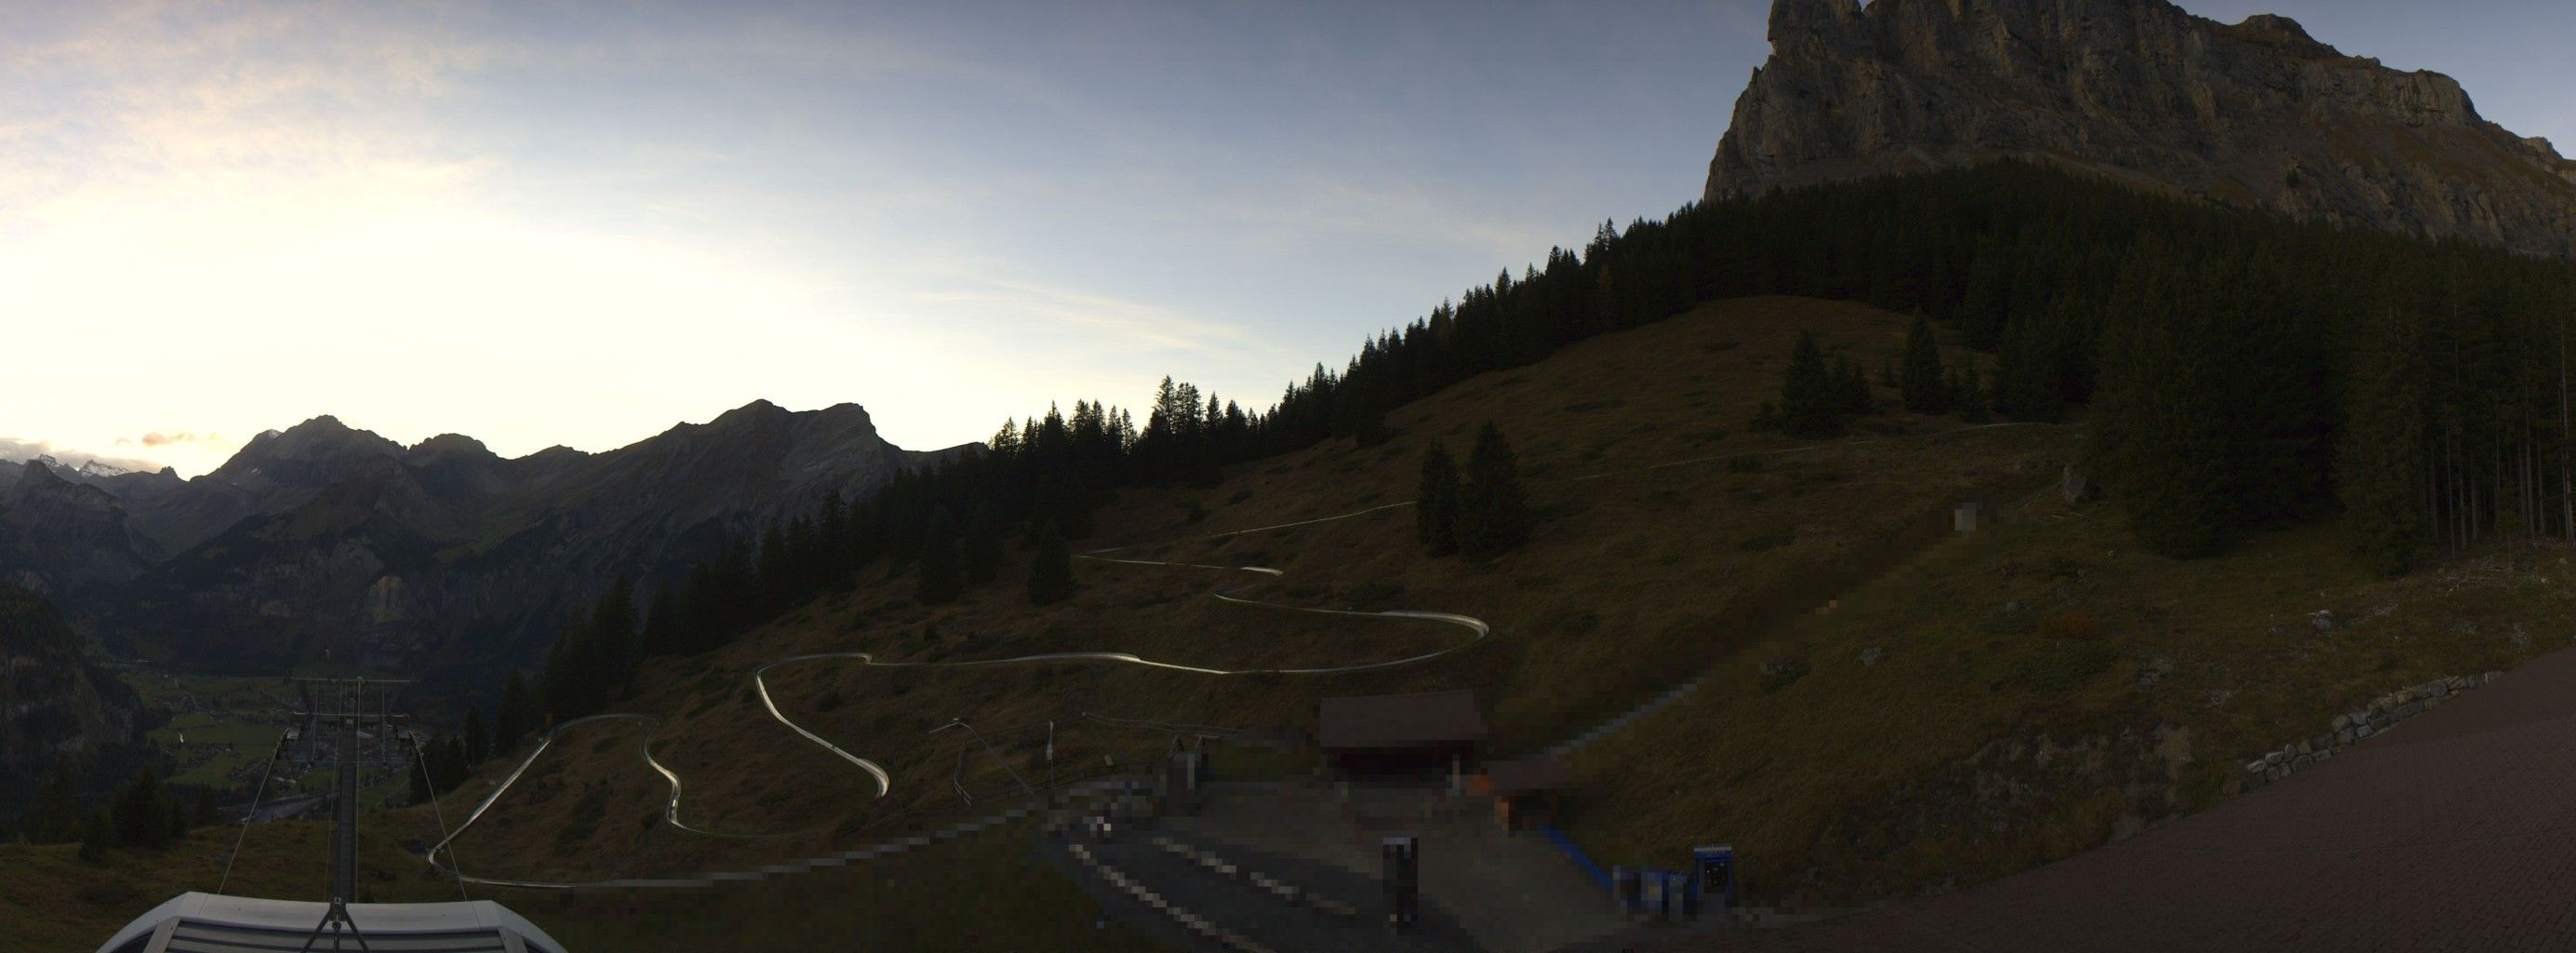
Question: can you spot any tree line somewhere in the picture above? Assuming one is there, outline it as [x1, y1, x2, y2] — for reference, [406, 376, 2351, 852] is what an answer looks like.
[15, 758, 219, 861]
[462, 159, 2569, 774]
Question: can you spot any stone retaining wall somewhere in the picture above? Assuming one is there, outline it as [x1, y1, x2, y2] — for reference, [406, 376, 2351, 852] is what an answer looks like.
[2236, 672, 2503, 793]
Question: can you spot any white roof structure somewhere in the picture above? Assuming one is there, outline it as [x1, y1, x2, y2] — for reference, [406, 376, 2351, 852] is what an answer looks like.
[97, 893, 566, 953]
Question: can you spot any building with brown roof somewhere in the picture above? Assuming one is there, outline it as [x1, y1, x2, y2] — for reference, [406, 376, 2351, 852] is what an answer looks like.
[1316, 690, 1485, 780]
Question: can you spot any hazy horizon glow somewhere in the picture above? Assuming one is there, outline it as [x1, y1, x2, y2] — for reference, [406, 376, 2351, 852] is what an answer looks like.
[4, 1, 2568, 477]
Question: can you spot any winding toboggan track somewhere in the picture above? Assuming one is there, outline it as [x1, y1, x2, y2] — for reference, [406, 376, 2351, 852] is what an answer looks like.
[425, 422, 2059, 889]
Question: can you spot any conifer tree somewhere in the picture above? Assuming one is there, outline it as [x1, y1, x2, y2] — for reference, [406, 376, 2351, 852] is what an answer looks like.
[190, 788, 218, 830]
[1028, 475, 1095, 542]
[1902, 312, 1951, 413]
[915, 507, 963, 605]
[2340, 308, 2430, 574]
[438, 735, 469, 791]
[2089, 275, 2235, 557]
[539, 616, 591, 720]
[495, 671, 537, 752]
[592, 577, 638, 695]
[1780, 330, 1842, 437]
[1026, 519, 1074, 605]
[639, 583, 676, 660]
[1349, 392, 1394, 448]
[79, 809, 110, 862]
[462, 707, 490, 765]
[1416, 442, 1462, 557]
[1953, 363, 1993, 423]
[754, 518, 794, 612]
[408, 749, 433, 805]
[1458, 423, 1531, 559]
[21, 760, 80, 844]
[960, 503, 1004, 585]
[1994, 314, 2066, 423]
[816, 490, 852, 589]
[678, 562, 723, 654]
[1959, 239, 2011, 351]
[1833, 355, 1872, 416]
[111, 767, 173, 850]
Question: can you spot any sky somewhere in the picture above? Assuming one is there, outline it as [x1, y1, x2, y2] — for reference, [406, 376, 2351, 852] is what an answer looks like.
[2, 0, 2569, 477]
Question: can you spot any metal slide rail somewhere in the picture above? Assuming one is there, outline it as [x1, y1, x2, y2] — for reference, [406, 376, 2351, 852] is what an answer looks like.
[428, 421, 2062, 890]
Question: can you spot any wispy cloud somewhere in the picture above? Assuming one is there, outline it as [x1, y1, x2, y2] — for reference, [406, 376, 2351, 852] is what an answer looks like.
[135, 431, 226, 449]
[0, 5, 497, 208]
[909, 272, 1283, 361]
[1200, 175, 1571, 262]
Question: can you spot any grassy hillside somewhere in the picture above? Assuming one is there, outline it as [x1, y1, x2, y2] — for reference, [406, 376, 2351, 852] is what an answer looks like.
[1566, 489, 2576, 907]
[14, 294, 2098, 949]
[0, 823, 459, 953]
[429, 295, 2074, 885]
[28, 290, 2560, 946]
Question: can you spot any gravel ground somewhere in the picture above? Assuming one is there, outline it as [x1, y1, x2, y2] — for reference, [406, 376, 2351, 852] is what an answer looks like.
[1581, 646, 2576, 952]
[1039, 822, 1485, 952]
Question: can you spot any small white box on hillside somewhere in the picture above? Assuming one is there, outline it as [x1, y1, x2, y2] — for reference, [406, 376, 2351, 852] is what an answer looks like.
[1955, 501, 1988, 532]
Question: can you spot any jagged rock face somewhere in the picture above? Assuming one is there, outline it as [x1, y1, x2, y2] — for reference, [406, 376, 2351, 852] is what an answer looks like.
[0, 584, 140, 782]
[0, 462, 162, 595]
[1711, 0, 2576, 258]
[123, 415, 407, 556]
[40, 457, 188, 509]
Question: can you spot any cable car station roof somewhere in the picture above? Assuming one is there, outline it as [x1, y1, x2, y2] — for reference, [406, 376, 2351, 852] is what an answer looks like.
[97, 892, 565, 953]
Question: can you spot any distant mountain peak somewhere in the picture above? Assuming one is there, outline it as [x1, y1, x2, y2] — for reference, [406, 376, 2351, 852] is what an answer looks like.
[409, 433, 493, 455]
[285, 414, 354, 435]
[711, 398, 789, 426]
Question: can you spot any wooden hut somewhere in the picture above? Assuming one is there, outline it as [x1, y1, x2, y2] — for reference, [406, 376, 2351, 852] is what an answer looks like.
[1316, 690, 1485, 781]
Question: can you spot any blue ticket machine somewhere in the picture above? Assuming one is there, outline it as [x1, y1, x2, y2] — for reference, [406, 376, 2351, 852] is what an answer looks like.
[1692, 844, 1736, 917]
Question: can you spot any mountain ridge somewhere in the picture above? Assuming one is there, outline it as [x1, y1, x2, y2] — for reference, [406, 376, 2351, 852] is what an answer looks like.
[1710, 0, 2576, 258]
[0, 400, 976, 688]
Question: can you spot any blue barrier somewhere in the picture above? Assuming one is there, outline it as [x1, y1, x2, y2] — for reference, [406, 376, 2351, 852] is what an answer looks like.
[1538, 823, 1614, 893]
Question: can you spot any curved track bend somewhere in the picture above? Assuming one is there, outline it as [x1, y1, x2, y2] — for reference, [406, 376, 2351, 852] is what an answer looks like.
[427, 421, 2055, 888]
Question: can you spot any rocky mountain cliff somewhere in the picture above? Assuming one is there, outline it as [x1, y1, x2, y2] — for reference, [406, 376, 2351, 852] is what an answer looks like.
[0, 584, 140, 785]
[1710, 0, 2576, 258]
[0, 462, 163, 595]
[1, 401, 971, 689]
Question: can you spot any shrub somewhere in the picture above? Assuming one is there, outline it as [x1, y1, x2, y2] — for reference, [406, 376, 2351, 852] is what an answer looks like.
[2011, 639, 2117, 691]
[1739, 532, 1795, 552]
[2037, 610, 2098, 641]
[1756, 654, 1810, 692]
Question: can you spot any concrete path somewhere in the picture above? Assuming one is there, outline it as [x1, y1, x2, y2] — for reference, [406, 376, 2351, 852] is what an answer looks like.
[1043, 825, 1484, 952]
[1582, 645, 2576, 952]
[1170, 783, 1630, 953]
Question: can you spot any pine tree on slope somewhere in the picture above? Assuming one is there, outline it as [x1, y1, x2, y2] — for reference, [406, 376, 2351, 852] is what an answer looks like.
[1416, 442, 1462, 557]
